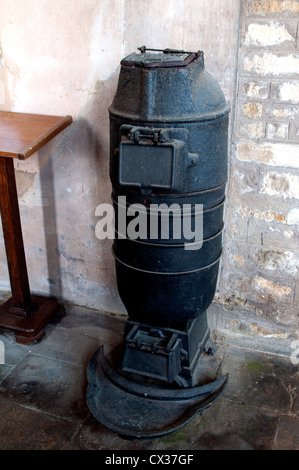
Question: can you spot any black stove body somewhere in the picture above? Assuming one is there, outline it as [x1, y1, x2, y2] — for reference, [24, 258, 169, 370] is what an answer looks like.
[87, 47, 230, 438]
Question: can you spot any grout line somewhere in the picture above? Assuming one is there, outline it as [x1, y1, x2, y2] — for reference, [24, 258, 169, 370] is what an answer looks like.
[0, 392, 87, 426]
[27, 350, 88, 368]
[272, 417, 282, 450]
[222, 396, 294, 420]
[0, 346, 35, 385]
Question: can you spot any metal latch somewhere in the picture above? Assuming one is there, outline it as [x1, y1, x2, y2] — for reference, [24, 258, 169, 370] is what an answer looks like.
[137, 46, 195, 54]
[127, 126, 167, 144]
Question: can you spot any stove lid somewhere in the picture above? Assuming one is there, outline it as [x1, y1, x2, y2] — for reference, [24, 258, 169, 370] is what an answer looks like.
[121, 46, 202, 68]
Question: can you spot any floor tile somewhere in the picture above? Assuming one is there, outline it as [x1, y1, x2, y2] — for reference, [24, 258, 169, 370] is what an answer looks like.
[156, 398, 280, 450]
[32, 327, 101, 367]
[75, 413, 159, 450]
[0, 331, 31, 365]
[0, 396, 80, 450]
[219, 346, 298, 414]
[274, 416, 299, 450]
[0, 353, 89, 421]
[58, 303, 126, 339]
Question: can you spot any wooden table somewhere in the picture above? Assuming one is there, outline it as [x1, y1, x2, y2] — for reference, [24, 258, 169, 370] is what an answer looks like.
[0, 111, 72, 344]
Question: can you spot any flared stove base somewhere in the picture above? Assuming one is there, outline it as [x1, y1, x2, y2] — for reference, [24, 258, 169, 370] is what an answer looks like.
[86, 345, 228, 439]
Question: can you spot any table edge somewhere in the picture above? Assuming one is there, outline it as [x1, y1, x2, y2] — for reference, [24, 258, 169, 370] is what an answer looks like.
[0, 115, 73, 160]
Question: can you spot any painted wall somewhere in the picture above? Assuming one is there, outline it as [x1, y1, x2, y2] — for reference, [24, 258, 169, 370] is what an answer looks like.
[0, 1, 298, 336]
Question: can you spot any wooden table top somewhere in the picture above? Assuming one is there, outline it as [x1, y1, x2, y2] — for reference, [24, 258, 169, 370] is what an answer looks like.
[0, 111, 72, 160]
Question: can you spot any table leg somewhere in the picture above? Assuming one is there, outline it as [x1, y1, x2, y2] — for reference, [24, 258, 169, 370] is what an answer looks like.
[0, 157, 64, 344]
[0, 157, 32, 313]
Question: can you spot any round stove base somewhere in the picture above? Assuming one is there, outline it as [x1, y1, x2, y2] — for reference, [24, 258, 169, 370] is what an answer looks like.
[86, 345, 229, 439]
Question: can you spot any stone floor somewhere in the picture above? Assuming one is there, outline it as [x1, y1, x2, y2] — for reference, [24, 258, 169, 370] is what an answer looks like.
[0, 299, 298, 451]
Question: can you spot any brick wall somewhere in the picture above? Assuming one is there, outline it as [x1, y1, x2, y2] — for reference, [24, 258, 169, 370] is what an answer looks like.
[218, 0, 299, 331]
